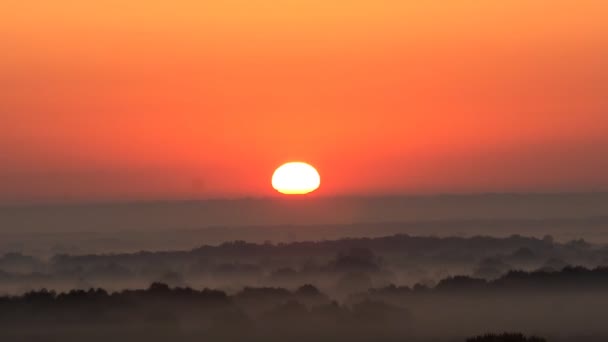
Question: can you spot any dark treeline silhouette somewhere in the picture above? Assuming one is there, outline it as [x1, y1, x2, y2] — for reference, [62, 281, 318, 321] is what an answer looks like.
[1, 233, 607, 296]
[4, 266, 608, 341]
[368, 266, 608, 294]
[467, 333, 547, 342]
[0, 282, 556, 342]
[0, 283, 409, 342]
[2, 234, 608, 340]
[350, 267, 608, 341]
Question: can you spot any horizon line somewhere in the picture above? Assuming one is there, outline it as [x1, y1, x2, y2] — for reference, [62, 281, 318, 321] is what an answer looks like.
[2, 190, 608, 208]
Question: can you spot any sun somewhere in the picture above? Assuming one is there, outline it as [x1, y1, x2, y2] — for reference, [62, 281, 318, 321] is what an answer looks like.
[272, 162, 320, 195]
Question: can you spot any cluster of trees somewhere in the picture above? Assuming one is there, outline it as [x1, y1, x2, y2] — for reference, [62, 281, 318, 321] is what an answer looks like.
[0, 283, 411, 341]
[0, 283, 554, 342]
[3, 265, 608, 340]
[1, 233, 607, 295]
[366, 266, 608, 295]
[467, 333, 546, 342]
[2, 233, 608, 340]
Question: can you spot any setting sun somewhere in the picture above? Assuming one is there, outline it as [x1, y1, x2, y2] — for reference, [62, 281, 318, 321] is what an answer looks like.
[271, 162, 320, 195]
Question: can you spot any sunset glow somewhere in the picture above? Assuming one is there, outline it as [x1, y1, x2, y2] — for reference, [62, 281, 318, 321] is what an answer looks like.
[0, 1, 607, 202]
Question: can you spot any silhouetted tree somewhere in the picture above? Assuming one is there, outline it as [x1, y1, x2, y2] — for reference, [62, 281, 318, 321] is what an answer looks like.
[466, 333, 546, 342]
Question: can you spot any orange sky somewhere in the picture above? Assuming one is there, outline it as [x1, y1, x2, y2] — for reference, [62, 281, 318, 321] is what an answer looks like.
[1, 0, 607, 202]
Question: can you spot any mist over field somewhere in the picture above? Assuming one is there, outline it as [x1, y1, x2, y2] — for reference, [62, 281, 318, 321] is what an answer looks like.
[1, 194, 607, 341]
[2, 234, 608, 341]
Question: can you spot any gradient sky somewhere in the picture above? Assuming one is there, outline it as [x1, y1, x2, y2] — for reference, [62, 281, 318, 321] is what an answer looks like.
[1, 1, 607, 202]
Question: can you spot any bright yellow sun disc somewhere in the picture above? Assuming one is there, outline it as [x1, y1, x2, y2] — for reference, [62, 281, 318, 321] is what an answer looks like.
[272, 162, 320, 195]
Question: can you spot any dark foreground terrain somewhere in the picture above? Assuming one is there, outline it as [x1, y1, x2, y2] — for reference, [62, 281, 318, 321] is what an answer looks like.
[2, 233, 608, 341]
[3, 266, 608, 341]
